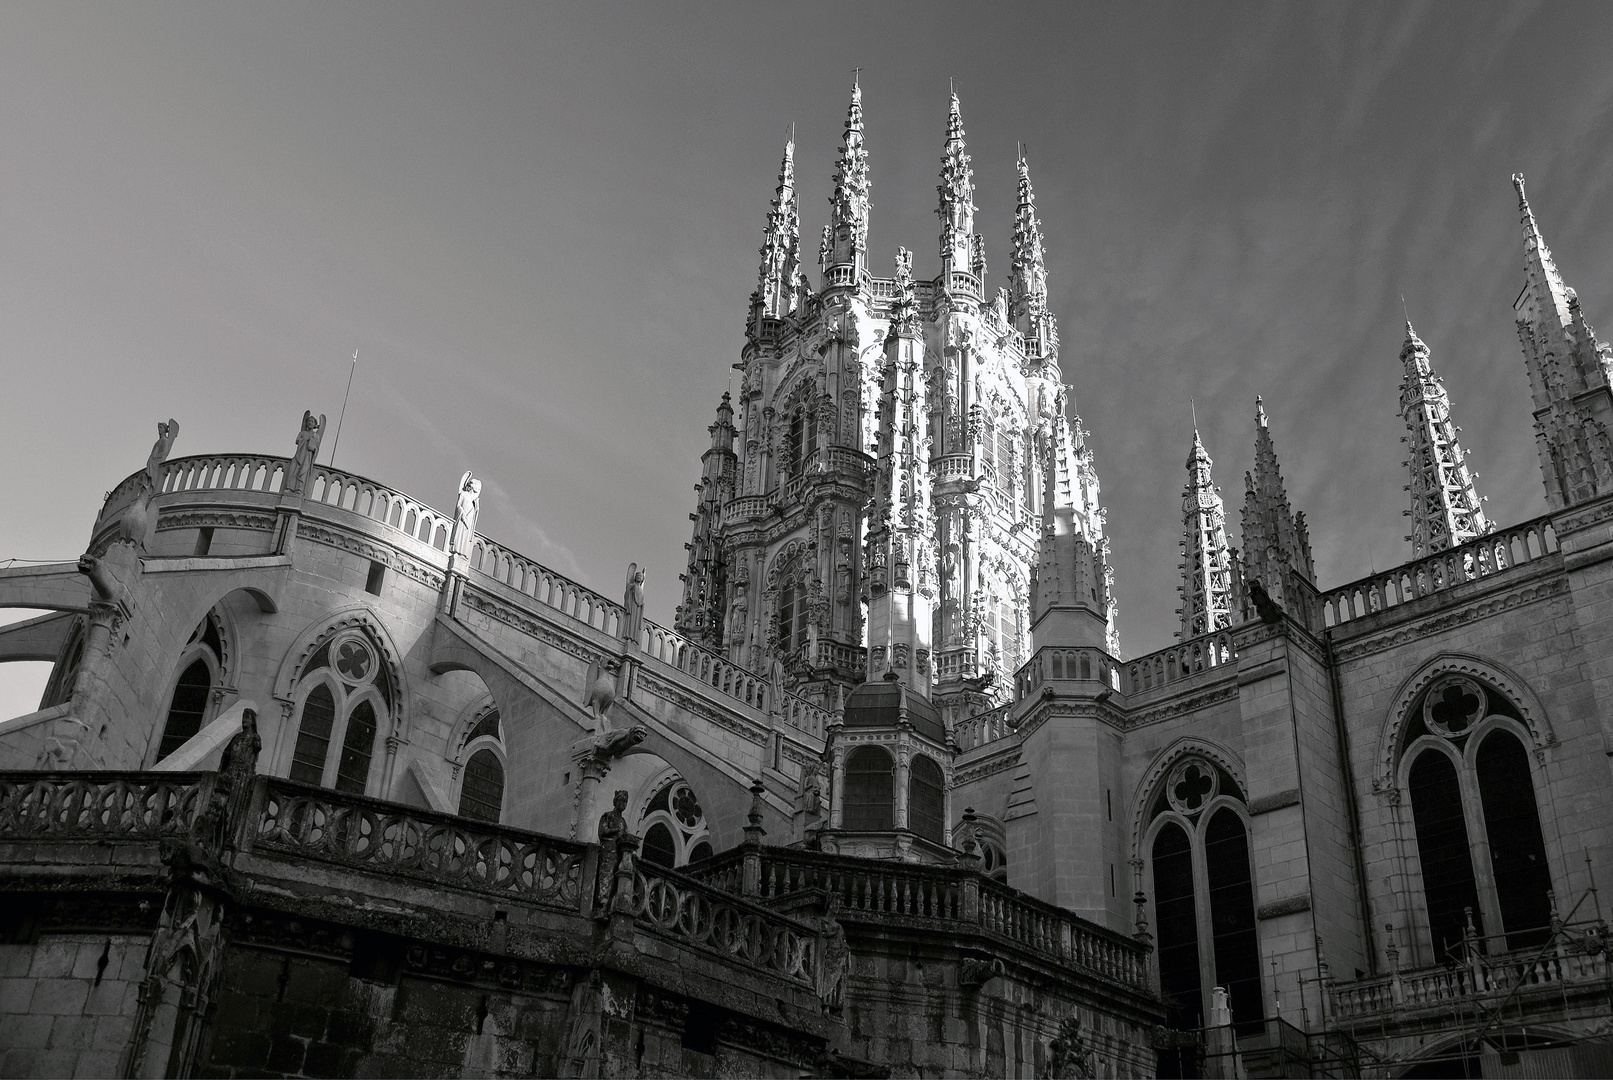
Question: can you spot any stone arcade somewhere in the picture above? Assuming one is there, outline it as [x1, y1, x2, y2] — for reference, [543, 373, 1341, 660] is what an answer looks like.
[5, 86, 1613, 1078]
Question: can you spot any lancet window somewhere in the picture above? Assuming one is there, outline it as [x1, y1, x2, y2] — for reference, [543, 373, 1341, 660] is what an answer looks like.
[1144, 756, 1264, 1041]
[770, 546, 813, 659]
[983, 587, 1023, 677]
[843, 745, 894, 831]
[286, 628, 394, 797]
[1400, 674, 1554, 958]
[788, 401, 818, 476]
[456, 707, 505, 823]
[155, 610, 226, 762]
[908, 754, 946, 844]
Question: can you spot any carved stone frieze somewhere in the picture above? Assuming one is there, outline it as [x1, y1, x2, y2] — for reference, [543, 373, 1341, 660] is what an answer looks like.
[299, 522, 445, 589]
[155, 510, 277, 533]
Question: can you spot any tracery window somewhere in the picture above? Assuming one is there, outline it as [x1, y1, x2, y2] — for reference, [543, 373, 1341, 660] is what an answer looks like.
[1145, 756, 1265, 1041]
[1401, 674, 1553, 958]
[156, 611, 226, 762]
[286, 628, 394, 797]
[907, 754, 946, 844]
[984, 590, 1023, 676]
[788, 401, 818, 476]
[843, 746, 894, 831]
[637, 776, 710, 867]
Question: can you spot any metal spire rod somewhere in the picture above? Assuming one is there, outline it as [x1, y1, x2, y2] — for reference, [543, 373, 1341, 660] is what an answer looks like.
[329, 350, 358, 468]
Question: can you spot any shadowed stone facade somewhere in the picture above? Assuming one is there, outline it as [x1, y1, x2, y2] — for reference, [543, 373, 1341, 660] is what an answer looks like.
[4, 89, 1613, 1078]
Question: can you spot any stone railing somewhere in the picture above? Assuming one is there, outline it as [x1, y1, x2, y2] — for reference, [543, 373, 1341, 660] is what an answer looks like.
[1321, 515, 1558, 628]
[254, 777, 586, 912]
[0, 771, 212, 842]
[1331, 938, 1608, 1022]
[1123, 629, 1237, 696]
[812, 639, 866, 678]
[304, 464, 455, 552]
[640, 622, 767, 711]
[470, 536, 625, 639]
[625, 862, 816, 988]
[686, 846, 1150, 993]
[933, 454, 975, 484]
[784, 447, 874, 502]
[955, 702, 1014, 752]
[722, 494, 774, 526]
[1013, 646, 1124, 702]
[934, 647, 980, 680]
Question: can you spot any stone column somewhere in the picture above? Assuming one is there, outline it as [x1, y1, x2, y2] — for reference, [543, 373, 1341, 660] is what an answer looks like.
[571, 747, 611, 844]
[893, 746, 910, 831]
[828, 745, 846, 829]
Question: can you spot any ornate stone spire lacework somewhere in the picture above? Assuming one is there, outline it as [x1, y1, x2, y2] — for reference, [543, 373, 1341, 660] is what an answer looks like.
[826, 81, 870, 277]
[1010, 154, 1058, 364]
[755, 137, 802, 319]
[1239, 398, 1314, 614]
[1177, 429, 1234, 639]
[936, 93, 977, 277]
[1511, 174, 1613, 509]
[674, 393, 738, 648]
[1398, 323, 1492, 556]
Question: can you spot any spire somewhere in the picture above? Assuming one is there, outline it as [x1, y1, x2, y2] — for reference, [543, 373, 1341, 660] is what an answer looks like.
[1009, 152, 1058, 361]
[826, 81, 870, 283]
[675, 392, 739, 648]
[937, 92, 977, 281]
[1029, 386, 1118, 653]
[1510, 174, 1613, 509]
[754, 135, 803, 320]
[1398, 323, 1493, 556]
[1240, 398, 1315, 618]
[1177, 427, 1234, 639]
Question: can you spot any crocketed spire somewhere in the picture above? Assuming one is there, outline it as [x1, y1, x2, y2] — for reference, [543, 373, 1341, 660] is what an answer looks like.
[826, 80, 870, 281]
[936, 92, 977, 279]
[1511, 174, 1613, 509]
[754, 136, 802, 320]
[1398, 322, 1492, 556]
[1178, 427, 1234, 639]
[1240, 398, 1315, 617]
[1009, 153, 1058, 362]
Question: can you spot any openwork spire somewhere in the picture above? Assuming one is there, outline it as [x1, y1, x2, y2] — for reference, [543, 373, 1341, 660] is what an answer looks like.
[1240, 398, 1314, 616]
[1399, 323, 1492, 556]
[1030, 385, 1119, 654]
[936, 92, 976, 277]
[1009, 153, 1058, 362]
[1511, 174, 1613, 509]
[826, 80, 870, 279]
[1178, 428, 1234, 639]
[674, 392, 738, 648]
[755, 136, 803, 319]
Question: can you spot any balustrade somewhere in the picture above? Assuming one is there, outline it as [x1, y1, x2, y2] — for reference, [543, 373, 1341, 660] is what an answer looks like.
[1123, 629, 1237, 696]
[1322, 515, 1558, 628]
[469, 537, 625, 638]
[0, 771, 210, 841]
[1013, 647, 1124, 701]
[1330, 936, 1608, 1022]
[955, 703, 1014, 752]
[623, 863, 816, 987]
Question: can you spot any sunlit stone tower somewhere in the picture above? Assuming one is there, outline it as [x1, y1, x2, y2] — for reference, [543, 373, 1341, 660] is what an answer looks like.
[675, 84, 1118, 722]
[1176, 429, 1234, 638]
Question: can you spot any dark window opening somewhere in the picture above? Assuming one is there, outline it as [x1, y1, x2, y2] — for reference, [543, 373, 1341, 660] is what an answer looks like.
[681, 1003, 720, 1054]
[1409, 749, 1485, 960]
[290, 685, 336, 786]
[335, 700, 378, 795]
[457, 748, 505, 823]
[687, 841, 714, 863]
[156, 659, 212, 761]
[1477, 731, 1553, 949]
[1153, 822, 1203, 1077]
[1205, 809, 1265, 1034]
[642, 822, 676, 868]
[193, 527, 214, 557]
[465, 709, 501, 746]
[908, 755, 946, 843]
[365, 560, 386, 595]
[843, 746, 893, 831]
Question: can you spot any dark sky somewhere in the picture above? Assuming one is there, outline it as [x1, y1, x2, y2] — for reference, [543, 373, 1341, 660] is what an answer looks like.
[3, 2, 1612, 715]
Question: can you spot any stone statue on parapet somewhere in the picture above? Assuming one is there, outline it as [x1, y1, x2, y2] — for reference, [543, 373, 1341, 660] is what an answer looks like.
[596, 788, 634, 907]
[582, 657, 617, 734]
[117, 418, 179, 550]
[146, 418, 180, 494]
[622, 563, 646, 644]
[815, 912, 849, 1013]
[287, 411, 326, 494]
[797, 758, 827, 820]
[451, 471, 481, 558]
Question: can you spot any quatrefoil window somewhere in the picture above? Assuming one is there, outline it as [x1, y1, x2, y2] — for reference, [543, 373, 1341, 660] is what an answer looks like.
[1167, 758, 1219, 816]
[1424, 676, 1486, 738]
[330, 632, 377, 687]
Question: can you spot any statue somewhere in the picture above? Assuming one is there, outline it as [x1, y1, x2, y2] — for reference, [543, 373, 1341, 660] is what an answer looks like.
[596, 789, 632, 908]
[797, 759, 827, 820]
[769, 657, 788, 713]
[451, 471, 481, 558]
[1045, 1013, 1096, 1080]
[582, 657, 616, 733]
[287, 411, 326, 494]
[622, 563, 646, 644]
[729, 581, 749, 639]
[815, 914, 850, 1013]
[1248, 579, 1283, 625]
[146, 418, 180, 494]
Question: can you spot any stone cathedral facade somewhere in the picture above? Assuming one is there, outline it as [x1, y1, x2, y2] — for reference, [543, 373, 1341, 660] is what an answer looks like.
[5, 85, 1613, 1079]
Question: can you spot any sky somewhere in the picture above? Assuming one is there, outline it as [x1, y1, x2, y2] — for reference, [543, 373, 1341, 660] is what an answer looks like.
[2, 2, 1612, 717]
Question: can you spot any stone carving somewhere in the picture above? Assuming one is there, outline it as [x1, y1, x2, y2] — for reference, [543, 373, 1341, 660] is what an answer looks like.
[1248, 579, 1283, 624]
[797, 758, 827, 820]
[452, 471, 481, 558]
[1044, 1013, 1096, 1079]
[218, 709, 261, 843]
[287, 410, 326, 494]
[146, 418, 180, 494]
[596, 789, 633, 907]
[623, 562, 646, 644]
[815, 914, 849, 1012]
[960, 955, 1005, 989]
[582, 657, 617, 732]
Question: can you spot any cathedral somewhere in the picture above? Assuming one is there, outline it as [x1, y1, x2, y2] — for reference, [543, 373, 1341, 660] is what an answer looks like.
[4, 83, 1613, 1078]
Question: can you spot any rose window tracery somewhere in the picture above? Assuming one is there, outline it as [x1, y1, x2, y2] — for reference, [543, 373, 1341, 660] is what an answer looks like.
[1424, 675, 1486, 738]
[1166, 757, 1218, 816]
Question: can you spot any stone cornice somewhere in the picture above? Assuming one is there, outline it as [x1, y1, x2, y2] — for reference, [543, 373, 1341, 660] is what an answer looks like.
[1330, 574, 1569, 664]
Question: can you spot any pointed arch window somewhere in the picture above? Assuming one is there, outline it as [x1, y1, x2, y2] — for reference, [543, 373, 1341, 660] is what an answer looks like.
[1145, 757, 1265, 1039]
[789, 401, 818, 476]
[1400, 674, 1555, 960]
[907, 754, 945, 844]
[285, 630, 393, 797]
[635, 775, 710, 867]
[455, 707, 506, 824]
[155, 611, 226, 763]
